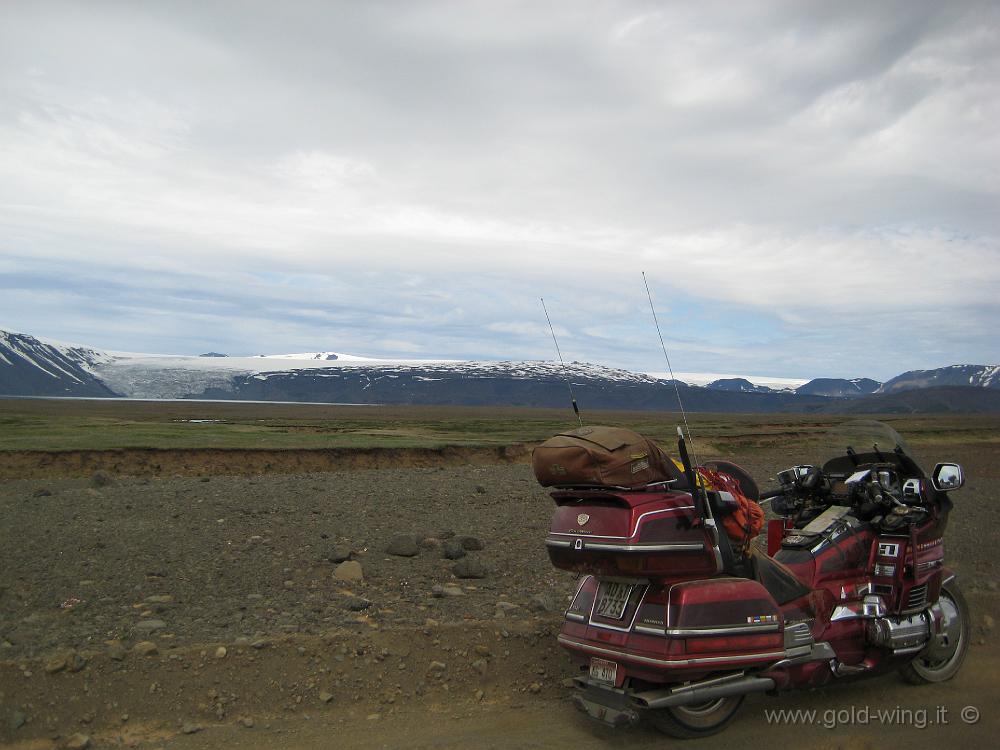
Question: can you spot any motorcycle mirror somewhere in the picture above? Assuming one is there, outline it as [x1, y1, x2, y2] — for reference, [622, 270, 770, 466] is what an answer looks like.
[931, 463, 964, 492]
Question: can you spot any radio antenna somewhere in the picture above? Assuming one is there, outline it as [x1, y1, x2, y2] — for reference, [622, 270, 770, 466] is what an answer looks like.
[540, 297, 583, 426]
[642, 272, 699, 467]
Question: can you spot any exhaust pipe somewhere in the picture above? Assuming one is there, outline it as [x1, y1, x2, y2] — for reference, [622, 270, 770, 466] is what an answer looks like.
[632, 674, 775, 709]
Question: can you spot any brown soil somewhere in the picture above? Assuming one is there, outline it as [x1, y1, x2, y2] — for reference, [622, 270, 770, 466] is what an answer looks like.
[2, 438, 998, 749]
[0, 445, 530, 481]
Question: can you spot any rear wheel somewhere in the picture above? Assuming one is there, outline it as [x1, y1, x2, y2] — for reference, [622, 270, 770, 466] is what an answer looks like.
[899, 581, 969, 684]
[647, 695, 745, 739]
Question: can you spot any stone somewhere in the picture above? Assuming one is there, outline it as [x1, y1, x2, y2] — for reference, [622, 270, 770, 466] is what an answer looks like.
[214, 646, 228, 659]
[327, 545, 352, 563]
[65, 733, 91, 750]
[44, 652, 68, 674]
[386, 534, 420, 557]
[145, 595, 174, 604]
[133, 641, 159, 656]
[32, 488, 52, 498]
[107, 642, 126, 661]
[471, 658, 488, 675]
[983, 614, 995, 632]
[474, 485, 487, 495]
[67, 652, 88, 672]
[431, 584, 465, 598]
[283, 580, 295, 589]
[442, 540, 467, 560]
[251, 638, 270, 650]
[428, 661, 447, 675]
[528, 682, 542, 694]
[135, 619, 167, 633]
[458, 536, 484, 551]
[9, 710, 26, 731]
[239, 716, 255, 728]
[181, 722, 203, 734]
[89, 471, 114, 488]
[333, 561, 364, 582]
[344, 596, 372, 612]
[319, 691, 334, 704]
[495, 601, 519, 612]
[452, 558, 487, 579]
[528, 593, 555, 613]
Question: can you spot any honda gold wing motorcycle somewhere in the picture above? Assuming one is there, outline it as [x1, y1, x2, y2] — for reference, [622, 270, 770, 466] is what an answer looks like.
[534, 420, 968, 739]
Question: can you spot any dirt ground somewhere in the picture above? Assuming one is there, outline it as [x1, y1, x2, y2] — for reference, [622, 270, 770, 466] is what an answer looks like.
[1, 434, 998, 749]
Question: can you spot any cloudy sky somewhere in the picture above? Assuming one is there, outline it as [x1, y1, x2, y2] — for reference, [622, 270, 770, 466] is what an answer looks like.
[1, 0, 997, 380]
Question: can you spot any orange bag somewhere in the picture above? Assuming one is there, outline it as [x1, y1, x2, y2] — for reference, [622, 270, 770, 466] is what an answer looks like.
[697, 466, 764, 555]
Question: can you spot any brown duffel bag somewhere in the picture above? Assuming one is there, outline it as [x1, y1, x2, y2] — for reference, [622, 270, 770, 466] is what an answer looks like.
[532, 426, 685, 489]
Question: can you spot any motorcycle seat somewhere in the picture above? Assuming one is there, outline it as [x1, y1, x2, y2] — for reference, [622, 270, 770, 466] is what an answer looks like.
[749, 550, 812, 606]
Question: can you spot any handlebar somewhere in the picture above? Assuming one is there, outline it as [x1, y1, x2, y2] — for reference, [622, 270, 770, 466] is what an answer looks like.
[759, 488, 785, 501]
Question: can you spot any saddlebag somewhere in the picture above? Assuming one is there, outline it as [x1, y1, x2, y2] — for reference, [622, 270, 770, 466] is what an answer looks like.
[532, 426, 685, 489]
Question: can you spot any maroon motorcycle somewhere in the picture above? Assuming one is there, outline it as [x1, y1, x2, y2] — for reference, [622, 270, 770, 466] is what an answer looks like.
[538, 420, 969, 738]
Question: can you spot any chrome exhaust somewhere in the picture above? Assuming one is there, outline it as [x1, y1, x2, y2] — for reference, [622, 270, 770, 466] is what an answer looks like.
[632, 674, 775, 709]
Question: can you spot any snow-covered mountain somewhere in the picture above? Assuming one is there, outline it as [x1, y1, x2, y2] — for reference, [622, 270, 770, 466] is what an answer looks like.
[0, 330, 117, 397]
[796, 377, 882, 398]
[881, 365, 1000, 393]
[705, 377, 776, 394]
[1, 328, 997, 412]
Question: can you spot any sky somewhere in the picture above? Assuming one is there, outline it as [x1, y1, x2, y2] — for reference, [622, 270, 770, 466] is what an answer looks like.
[1, 0, 997, 381]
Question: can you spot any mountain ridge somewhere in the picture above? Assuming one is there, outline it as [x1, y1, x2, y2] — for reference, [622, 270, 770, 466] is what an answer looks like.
[2, 328, 997, 413]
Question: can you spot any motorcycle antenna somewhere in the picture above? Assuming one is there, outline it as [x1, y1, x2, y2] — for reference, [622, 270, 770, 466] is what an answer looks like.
[540, 297, 583, 426]
[642, 271, 700, 469]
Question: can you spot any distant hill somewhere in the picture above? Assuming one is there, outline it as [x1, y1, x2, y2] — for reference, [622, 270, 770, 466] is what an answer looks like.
[706, 377, 774, 394]
[881, 365, 1000, 393]
[797, 378, 881, 398]
[0, 330, 118, 397]
[827, 386, 1000, 414]
[1, 327, 997, 413]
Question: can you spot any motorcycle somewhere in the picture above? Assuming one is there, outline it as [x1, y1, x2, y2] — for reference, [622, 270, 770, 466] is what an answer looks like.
[538, 419, 969, 738]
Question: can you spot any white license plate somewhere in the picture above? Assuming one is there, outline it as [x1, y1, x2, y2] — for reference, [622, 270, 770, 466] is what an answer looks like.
[589, 657, 618, 685]
[595, 581, 632, 619]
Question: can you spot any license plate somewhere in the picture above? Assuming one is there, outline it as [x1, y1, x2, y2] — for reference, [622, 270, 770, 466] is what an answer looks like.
[589, 657, 618, 685]
[595, 581, 632, 619]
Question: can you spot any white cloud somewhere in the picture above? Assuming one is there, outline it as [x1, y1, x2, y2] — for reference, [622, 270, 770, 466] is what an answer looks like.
[0, 0, 997, 380]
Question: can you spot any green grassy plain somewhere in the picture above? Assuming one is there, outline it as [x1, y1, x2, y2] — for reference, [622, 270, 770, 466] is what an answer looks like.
[1, 398, 997, 453]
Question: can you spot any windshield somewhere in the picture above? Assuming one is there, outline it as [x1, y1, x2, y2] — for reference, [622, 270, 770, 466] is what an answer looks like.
[817, 419, 924, 476]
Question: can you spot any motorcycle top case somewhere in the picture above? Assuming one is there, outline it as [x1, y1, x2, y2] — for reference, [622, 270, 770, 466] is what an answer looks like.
[545, 487, 721, 580]
[532, 426, 685, 490]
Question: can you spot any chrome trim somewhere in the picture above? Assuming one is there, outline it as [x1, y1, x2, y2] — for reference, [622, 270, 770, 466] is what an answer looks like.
[565, 612, 587, 623]
[633, 624, 665, 636]
[546, 537, 706, 553]
[665, 623, 780, 637]
[585, 542, 706, 553]
[557, 634, 785, 668]
[547, 505, 697, 542]
[830, 605, 860, 622]
[768, 641, 836, 669]
[783, 621, 813, 647]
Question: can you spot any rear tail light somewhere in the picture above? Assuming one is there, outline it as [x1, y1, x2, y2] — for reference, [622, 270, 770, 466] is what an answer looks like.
[633, 585, 669, 634]
[566, 575, 598, 620]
